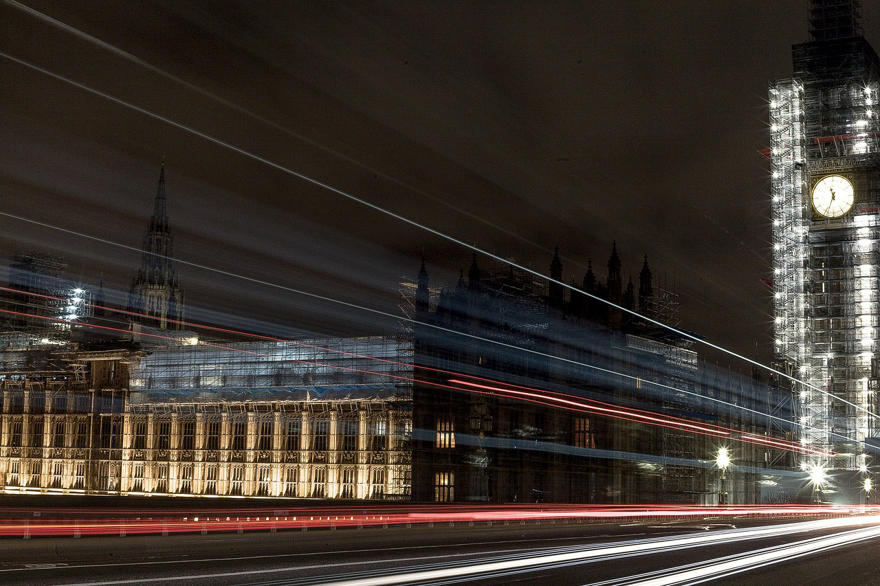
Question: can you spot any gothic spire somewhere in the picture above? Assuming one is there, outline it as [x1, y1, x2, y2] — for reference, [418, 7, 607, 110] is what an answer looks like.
[639, 254, 653, 315]
[151, 161, 168, 232]
[468, 253, 481, 292]
[624, 276, 635, 311]
[418, 256, 428, 282]
[549, 245, 564, 309]
[415, 258, 430, 314]
[128, 163, 184, 329]
[456, 268, 466, 291]
[606, 241, 622, 303]
[583, 259, 596, 292]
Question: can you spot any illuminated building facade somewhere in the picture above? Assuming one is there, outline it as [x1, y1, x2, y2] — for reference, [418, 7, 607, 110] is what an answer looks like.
[770, 0, 880, 479]
[0, 338, 412, 499]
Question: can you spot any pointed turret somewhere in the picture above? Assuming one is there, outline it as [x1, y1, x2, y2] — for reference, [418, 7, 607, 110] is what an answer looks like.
[583, 260, 596, 293]
[456, 268, 466, 292]
[606, 242, 621, 304]
[468, 253, 481, 292]
[623, 277, 635, 311]
[150, 162, 169, 232]
[581, 260, 598, 321]
[638, 255, 653, 317]
[606, 242, 622, 328]
[416, 258, 429, 314]
[548, 245, 564, 309]
[128, 164, 185, 329]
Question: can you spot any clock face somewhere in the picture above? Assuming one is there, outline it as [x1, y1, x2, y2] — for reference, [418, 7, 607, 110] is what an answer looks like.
[812, 175, 854, 218]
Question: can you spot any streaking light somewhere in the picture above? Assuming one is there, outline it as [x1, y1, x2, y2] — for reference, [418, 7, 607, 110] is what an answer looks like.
[0, 50, 872, 435]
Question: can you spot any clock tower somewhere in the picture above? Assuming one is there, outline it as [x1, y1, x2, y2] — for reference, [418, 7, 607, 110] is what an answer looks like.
[771, 0, 880, 477]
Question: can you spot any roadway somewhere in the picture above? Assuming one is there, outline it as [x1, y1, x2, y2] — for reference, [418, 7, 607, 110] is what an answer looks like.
[2, 513, 880, 584]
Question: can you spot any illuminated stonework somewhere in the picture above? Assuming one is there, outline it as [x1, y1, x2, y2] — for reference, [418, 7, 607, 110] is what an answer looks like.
[0, 339, 412, 499]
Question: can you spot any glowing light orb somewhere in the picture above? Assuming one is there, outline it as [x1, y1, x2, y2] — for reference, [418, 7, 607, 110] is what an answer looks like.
[808, 465, 827, 487]
[716, 447, 731, 470]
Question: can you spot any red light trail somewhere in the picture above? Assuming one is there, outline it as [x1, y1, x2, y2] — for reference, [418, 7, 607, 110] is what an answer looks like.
[0, 292, 829, 457]
[448, 378, 828, 456]
[0, 503, 872, 538]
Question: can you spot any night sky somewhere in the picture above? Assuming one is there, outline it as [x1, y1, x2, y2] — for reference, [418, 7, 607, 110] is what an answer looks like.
[3, 1, 880, 366]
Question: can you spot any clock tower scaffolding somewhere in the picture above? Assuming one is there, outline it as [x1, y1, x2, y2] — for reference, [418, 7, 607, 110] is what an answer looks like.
[771, 0, 880, 480]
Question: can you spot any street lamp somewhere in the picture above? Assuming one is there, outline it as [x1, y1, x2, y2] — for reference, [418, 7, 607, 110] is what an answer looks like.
[716, 447, 731, 505]
[807, 463, 827, 504]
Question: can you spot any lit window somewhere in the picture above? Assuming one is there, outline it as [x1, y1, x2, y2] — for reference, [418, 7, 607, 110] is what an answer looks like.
[435, 416, 455, 449]
[284, 467, 298, 497]
[370, 468, 386, 498]
[341, 468, 356, 499]
[371, 419, 387, 451]
[574, 416, 596, 449]
[257, 465, 272, 496]
[311, 467, 326, 498]
[130, 463, 144, 492]
[433, 471, 454, 503]
[258, 419, 274, 451]
[342, 418, 358, 451]
[204, 465, 218, 494]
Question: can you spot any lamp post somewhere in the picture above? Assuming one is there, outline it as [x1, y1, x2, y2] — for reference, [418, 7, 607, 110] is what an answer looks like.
[716, 447, 731, 505]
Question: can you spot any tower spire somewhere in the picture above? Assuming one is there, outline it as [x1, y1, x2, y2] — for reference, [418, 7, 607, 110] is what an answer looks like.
[416, 257, 429, 314]
[607, 241, 621, 303]
[128, 163, 184, 329]
[639, 254, 653, 316]
[468, 253, 481, 292]
[549, 245, 564, 309]
[151, 161, 168, 231]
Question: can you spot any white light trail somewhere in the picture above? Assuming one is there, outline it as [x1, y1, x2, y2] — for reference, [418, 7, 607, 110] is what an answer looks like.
[0, 48, 875, 427]
[0, 223, 855, 453]
[1, 0, 554, 259]
[319, 516, 880, 586]
[599, 524, 880, 585]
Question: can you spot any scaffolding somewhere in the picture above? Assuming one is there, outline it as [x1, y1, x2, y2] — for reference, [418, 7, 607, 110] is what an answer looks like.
[625, 334, 701, 501]
[648, 286, 681, 328]
[129, 336, 412, 399]
[772, 9, 880, 470]
[770, 77, 816, 456]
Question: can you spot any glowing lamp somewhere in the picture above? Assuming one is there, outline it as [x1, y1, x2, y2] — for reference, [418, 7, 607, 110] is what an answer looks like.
[716, 447, 731, 470]
[808, 464, 827, 487]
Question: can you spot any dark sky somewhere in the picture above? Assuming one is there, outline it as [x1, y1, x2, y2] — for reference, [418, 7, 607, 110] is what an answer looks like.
[2, 1, 879, 366]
